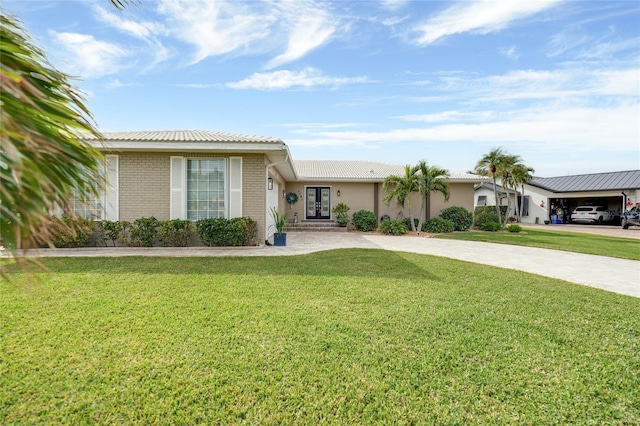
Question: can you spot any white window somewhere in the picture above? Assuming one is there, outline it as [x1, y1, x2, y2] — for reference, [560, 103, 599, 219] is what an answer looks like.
[186, 158, 227, 220]
[171, 156, 242, 220]
[69, 155, 118, 220]
[70, 191, 103, 219]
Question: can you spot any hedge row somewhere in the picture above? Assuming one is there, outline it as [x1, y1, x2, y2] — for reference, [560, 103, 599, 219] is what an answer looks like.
[43, 216, 258, 248]
[353, 206, 474, 235]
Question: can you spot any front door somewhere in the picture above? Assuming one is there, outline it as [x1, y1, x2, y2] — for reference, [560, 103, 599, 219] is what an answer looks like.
[306, 187, 331, 220]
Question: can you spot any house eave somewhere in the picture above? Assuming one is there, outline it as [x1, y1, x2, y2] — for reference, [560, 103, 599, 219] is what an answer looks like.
[91, 140, 286, 153]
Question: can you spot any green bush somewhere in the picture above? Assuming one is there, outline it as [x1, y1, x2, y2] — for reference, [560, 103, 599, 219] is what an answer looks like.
[196, 217, 258, 247]
[129, 217, 159, 247]
[228, 217, 258, 246]
[379, 219, 408, 235]
[422, 217, 455, 233]
[402, 217, 420, 231]
[480, 221, 502, 232]
[96, 220, 131, 247]
[158, 219, 196, 247]
[47, 215, 96, 248]
[506, 224, 522, 233]
[473, 206, 508, 228]
[440, 206, 473, 231]
[352, 210, 377, 232]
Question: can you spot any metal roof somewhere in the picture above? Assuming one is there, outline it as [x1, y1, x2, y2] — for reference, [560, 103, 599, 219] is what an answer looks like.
[530, 170, 640, 193]
[294, 160, 486, 182]
[90, 130, 283, 144]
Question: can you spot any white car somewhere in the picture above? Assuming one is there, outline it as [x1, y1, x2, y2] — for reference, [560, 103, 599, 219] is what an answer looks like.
[570, 206, 614, 224]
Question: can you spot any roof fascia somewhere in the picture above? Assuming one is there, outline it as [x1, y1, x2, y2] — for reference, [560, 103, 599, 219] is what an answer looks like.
[90, 140, 285, 153]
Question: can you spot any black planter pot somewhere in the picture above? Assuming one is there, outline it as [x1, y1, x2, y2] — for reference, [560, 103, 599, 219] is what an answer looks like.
[273, 233, 286, 246]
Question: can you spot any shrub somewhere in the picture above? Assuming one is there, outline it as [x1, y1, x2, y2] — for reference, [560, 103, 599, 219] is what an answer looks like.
[379, 219, 408, 235]
[129, 216, 159, 247]
[332, 203, 350, 226]
[440, 206, 473, 231]
[196, 217, 258, 247]
[473, 206, 508, 228]
[47, 215, 96, 248]
[96, 220, 130, 247]
[352, 210, 377, 232]
[158, 219, 196, 247]
[480, 221, 502, 232]
[422, 217, 455, 233]
[402, 218, 420, 231]
[506, 224, 522, 233]
[228, 217, 258, 246]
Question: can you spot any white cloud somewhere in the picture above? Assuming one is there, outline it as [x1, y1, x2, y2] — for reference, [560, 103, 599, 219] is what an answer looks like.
[396, 111, 494, 123]
[227, 67, 368, 90]
[288, 103, 638, 152]
[266, 3, 336, 69]
[157, 0, 274, 64]
[155, 0, 339, 68]
[379, 0, 410, 11]
[499, 45, 520, 60]
[412, 0, 562, 45]
[49, 31, 131, 78]
[93, 6, 164, 39]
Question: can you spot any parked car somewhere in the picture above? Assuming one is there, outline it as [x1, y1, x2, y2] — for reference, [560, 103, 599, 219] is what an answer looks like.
[570, 206, 614, 224]
[621, 206, 640, 229]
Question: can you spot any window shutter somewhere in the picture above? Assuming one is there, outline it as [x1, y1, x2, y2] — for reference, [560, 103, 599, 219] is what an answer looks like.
[170, 156, 185, 219]
[105, 155, 119, 220]
[229, 157, 242, 218]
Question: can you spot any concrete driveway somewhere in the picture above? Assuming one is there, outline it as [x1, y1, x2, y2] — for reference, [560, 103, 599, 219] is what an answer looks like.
[6, 231, 639, 298]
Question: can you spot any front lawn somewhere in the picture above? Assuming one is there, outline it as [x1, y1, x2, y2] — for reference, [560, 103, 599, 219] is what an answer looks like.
[2, 251, 639, 424]
[434, 228, 640, 260]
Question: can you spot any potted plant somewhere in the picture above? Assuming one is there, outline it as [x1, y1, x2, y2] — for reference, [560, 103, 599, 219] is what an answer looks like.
[332, 202, 350, 227]
[270, 207, 288, 246]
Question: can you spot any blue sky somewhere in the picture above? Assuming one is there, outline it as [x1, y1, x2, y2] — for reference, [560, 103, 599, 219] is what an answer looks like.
[5, 0, 640, 176]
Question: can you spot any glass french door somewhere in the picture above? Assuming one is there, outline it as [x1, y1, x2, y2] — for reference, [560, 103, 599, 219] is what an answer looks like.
[306, 187, 331, 220]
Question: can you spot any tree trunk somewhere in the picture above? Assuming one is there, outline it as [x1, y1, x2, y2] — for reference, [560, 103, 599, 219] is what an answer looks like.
[492, 176, 502, 225]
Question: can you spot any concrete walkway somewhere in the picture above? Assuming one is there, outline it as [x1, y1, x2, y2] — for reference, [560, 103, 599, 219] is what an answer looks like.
[4, 232, 639, 298]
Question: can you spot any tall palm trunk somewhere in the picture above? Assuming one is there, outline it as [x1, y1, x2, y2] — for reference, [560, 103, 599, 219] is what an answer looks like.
[492, 174, 502, 225]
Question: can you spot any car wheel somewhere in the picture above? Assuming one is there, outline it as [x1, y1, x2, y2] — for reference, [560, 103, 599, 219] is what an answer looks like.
[622, 219, 629, 229]
[598, 216, 603, 224]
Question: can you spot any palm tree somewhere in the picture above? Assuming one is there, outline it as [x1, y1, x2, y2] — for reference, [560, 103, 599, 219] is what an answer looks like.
[0, 2, 132, 255]
[383, 165, 419, 232]
[510, 164, 535, 222]
[497, 154, 522, 227]
[414, 160, 450, 233]
[474, 148, 507, 225]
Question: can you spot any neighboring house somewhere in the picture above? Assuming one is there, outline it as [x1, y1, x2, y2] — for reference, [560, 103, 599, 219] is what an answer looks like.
[82, 130, 486, 242]
[474, 183, 520, 207]
[474, 170, 640, 224]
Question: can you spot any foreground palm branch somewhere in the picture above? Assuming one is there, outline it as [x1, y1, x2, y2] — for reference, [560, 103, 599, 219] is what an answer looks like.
[0, 13, 104, 252]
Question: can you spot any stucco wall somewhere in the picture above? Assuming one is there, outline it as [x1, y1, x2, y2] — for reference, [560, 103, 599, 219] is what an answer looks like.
[281, 180, 477, 224]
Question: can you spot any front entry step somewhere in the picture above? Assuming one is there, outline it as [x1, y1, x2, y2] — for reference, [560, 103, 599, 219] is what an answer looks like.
[285, 222, 348, 232]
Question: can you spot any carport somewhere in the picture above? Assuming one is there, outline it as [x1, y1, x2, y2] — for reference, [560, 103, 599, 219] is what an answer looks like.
[528, 170, 640, 225]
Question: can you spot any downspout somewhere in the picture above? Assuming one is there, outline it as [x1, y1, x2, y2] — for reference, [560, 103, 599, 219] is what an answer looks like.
[265, 152, 290, 243]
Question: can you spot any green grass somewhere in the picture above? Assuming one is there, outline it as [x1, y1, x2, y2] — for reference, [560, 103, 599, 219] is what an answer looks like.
[435, 228, 640, 260]
[2, 251, 639, 424]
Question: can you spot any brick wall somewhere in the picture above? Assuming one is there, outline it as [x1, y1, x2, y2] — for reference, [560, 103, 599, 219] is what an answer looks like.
[112, 152, 267, 233]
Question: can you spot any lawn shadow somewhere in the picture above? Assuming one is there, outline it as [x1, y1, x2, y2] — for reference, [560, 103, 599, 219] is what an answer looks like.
[3, 249, 440, 281]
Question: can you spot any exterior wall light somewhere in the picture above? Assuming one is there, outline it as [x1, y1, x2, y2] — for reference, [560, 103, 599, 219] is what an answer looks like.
[337, 190, 341, 197]
[268, 177, 273, 190]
